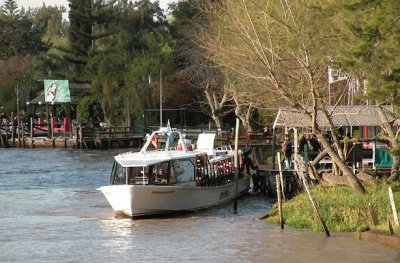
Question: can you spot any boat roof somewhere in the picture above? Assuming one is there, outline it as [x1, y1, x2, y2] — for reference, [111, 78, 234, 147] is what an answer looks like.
[114, 124, 234, 167]
[115, 149, 208, 167]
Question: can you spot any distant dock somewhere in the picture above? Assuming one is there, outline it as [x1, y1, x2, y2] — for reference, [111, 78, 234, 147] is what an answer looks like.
[1, 125, 146, 149]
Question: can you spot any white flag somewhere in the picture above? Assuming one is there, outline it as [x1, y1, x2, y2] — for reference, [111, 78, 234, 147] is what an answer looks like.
[328, 66, 348, 84]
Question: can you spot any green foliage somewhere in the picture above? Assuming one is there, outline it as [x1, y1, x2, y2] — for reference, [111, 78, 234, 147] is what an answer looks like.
[86, 49, 124, 125]
[83, 0, 174, 126]
[0, 76, 18, 114]
[27, 5, 67, 42]
[1, 0, 19, 18]
[335, 0, 400, 105]
[64, 0, 119, 80]
[0, 2, 50, 60]
[77, 95, 104, 127]
[267, 181, 400, 233]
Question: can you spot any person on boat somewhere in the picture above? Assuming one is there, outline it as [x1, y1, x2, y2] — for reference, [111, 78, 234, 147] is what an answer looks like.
[298, 133, 307, 155]
[243, 148, 259, 192]
[282, 136, 293, 170]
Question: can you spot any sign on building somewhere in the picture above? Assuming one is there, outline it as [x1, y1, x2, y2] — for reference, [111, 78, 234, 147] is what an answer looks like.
[44, 80, 71, 103]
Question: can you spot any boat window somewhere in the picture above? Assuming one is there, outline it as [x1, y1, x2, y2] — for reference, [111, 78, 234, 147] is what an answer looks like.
[109, 162, 116, 184]
[170, 158, 196, 184]
[111, 163, 126, 185]
[127, 166, 150, 185]
[196, 155, 211, 186]
[211, 157, 234, 185]
[149, 162, 169, 184]
[111, 163, 150, 185]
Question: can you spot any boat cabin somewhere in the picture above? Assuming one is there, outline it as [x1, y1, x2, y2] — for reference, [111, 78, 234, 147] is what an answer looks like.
[110, 152, 241, 187]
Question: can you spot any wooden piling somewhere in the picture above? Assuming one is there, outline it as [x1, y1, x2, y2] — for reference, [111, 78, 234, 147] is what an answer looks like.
[388, 216, 394, 235]
[0, 134, 4, 148]
[276, 174, 284, 229]
[11, 112, 14, 147]
[295, 153, 330, 237]
[368, 203, 379, 226]
[388, 186, 399, 227]
[301, 175, 330, 236]
[277, 153, 286, 201]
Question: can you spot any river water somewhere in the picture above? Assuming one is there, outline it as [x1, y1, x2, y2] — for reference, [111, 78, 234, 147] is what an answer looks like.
[0, 148, 399, 262]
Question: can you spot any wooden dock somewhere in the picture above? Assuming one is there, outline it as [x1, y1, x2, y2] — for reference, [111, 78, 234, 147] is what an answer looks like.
[254, 165, 300, 198]
[1, 125, 147, 149]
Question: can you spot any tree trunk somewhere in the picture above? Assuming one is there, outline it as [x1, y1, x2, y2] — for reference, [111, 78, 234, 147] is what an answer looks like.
[318, 135, 367, 194]
[376, 106, 399, 182]
[204, 83, 226, 130]
[389, 155, 400, 182]
[211, 114, 222, 130]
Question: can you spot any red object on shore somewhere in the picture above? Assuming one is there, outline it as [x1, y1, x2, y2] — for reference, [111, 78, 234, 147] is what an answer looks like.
[51, 117, 56, 129]
[38, 118, 44, 127]
[64, 118, 70, 132]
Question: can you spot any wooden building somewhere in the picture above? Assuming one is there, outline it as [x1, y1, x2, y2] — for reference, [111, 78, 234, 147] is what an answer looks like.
[272, 105, 397, 171]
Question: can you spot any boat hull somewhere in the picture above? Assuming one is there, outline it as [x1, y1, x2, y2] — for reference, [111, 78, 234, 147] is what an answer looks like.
[98, 176, 250, 217]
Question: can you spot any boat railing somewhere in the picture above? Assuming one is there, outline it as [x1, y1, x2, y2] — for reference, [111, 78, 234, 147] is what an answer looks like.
[214, 145, 233, 156]
[132, 176, 149, 185]
[140, 126, 188, 154]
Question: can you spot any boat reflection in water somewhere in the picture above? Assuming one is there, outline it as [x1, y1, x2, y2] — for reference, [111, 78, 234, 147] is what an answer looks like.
[98, 124, 250, 217]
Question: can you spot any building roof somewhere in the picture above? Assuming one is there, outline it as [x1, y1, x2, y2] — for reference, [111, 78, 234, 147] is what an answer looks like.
[273, 105, 395, 129]
[28, 83, 91, 105]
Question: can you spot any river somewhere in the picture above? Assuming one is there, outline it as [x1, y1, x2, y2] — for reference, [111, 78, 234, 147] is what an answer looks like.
[0, 148, 398, 262]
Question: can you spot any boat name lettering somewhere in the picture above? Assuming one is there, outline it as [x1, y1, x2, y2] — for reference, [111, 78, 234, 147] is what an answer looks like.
[219, 190, 230, 200]
[151, 190, 175, 194]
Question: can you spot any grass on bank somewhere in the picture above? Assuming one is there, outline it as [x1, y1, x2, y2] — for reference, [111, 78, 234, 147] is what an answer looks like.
[266, 180, 400, 233]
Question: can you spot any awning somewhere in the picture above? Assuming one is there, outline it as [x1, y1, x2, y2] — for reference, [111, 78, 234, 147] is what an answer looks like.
[273, 105, 395, 129]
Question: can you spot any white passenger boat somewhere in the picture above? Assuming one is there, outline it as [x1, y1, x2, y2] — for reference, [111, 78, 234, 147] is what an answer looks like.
[97, 125, 250, 218]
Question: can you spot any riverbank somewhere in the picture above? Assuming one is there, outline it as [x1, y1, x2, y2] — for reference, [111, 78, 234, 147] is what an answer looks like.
[266, 180, 400, 233]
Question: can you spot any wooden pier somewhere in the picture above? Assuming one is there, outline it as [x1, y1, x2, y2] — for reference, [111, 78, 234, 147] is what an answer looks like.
[254, 165, 300, 198]
[1, 125, 147, 150]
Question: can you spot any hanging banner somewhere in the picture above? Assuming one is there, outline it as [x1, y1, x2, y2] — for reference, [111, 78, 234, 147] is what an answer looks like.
[44, 80, 71, 103]
[328, 66, 348, 84]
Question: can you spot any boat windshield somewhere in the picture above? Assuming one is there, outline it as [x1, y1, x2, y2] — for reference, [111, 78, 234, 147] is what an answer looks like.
[110, 162, 151, 185]
[110, 161, 170, 185]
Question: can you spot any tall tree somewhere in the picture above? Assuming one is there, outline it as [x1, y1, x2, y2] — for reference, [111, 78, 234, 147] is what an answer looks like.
[170, 0, 230, 130]
[0, 1, 50, 114]
[28, 4, 67, 41]
[336, 0, 400, 181]
[201, 0, 366, 193]
[62, 0, 118, 81]
[1, 0, 19, 18]
[85, 0, 173, 126]
[0, 1, 49, 59]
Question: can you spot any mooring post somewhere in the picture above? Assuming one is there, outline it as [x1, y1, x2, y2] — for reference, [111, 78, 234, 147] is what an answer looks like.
[30, 117, 33, 147]
[388, 216, 394, 235]
[277, 152, 286, 201]
[11, 112, 14, 147]
[233, 117, 240, 214]
[301, 144, 330, 236]
[276, 174, 284, 229]
[368, 203, 379, 226]
[388, 186, 399, 227]
[272, 129, 276, 170]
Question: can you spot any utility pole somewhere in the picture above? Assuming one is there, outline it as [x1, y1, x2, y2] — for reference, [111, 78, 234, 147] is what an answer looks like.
[16, 84, 20, 147]
[160, 69, 162, 127]
[233, 117, 240, 214]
